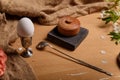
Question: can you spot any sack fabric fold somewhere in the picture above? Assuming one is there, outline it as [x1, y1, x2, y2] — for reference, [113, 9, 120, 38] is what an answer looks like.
[0, 0, 112, 25]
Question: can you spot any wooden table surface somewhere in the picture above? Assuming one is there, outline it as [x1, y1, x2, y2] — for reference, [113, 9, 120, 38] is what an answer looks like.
[12, 13, 120, 80]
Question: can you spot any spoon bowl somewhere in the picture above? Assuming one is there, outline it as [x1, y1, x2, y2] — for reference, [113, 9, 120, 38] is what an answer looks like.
[36, 41, 50, 50]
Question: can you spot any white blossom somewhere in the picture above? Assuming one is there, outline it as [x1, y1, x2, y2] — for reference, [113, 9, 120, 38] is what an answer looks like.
[115, 10, 120, 16]
[100, 10, 110, 18]
[113, 22, 120, 33]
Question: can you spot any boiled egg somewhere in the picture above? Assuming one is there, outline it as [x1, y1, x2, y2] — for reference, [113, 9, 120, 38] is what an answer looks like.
[17, 17, 34, 37]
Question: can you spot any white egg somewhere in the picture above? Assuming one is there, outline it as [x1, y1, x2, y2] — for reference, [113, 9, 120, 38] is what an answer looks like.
[17, 17, 34, 37]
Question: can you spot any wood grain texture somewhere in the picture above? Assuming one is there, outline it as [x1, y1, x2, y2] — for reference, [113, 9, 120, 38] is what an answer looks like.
[11, 13, 120, 80]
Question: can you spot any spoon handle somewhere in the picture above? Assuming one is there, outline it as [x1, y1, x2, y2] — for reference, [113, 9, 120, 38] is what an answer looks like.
[49, 45, 113, 76]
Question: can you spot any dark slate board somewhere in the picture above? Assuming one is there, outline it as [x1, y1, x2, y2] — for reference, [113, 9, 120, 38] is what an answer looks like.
[47, 27, 89, 51]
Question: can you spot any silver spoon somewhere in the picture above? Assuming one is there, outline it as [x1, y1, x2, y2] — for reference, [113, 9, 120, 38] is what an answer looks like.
[36, 41, 113, 76]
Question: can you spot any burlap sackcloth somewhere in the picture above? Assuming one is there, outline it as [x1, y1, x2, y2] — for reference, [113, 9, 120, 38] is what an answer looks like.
[0, 13, 37, 80]
[0, 0, 112, 25]
[0, 53, 37, 80]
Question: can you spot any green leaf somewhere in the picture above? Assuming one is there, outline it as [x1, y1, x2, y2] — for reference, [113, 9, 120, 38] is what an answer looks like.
[109, 31, 120, 44]
[102, 17, 111, 24]
[102, 10, 120, 24]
